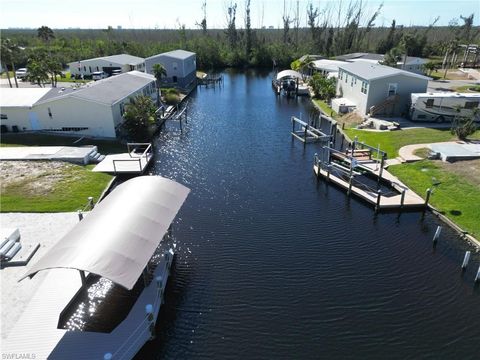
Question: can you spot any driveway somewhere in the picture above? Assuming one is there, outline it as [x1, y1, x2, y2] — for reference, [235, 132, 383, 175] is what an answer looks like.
[427, 79, 479, 92]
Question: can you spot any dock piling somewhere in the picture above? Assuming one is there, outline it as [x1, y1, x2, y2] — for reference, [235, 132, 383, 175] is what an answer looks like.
[433, 226, 442, 244]
[475, 265, 480, 283]
[88, 196, 94, 209]
[375, 190, 382, 212]
[425, 188, 432, 207]
[348, 176, 353, 196]
[461, 251, 471, 270]
[400, 189, 406, 209]
[77, 210, 83, 221]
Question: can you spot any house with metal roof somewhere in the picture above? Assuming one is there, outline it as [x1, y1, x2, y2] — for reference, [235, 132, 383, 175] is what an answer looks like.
[333, 62, 430, 116]
[145, 50, 196, 89]
[335, 52, 428, 75]
[0, 71, 157, 138]
[68, 54, 145, 77]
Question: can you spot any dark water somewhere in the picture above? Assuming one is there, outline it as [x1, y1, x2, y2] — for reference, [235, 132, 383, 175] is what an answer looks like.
[136, 69, 480, 360]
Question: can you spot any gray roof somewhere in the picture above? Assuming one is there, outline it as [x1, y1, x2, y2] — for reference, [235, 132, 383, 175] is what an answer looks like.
[68, 54, 144, 66]
[336, 52, 385, 61]
[338, 61, 430, 81]
[38, 71, 155, 106]
[153, 49, 196, 60]
[21, 176, 190, 290]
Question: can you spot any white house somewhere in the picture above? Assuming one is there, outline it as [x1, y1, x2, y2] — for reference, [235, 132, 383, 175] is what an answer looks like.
[68, 54, 145, 77]
[145, 50, 196, 89]
[333, 62, 430, 116]
[0, 71, 157, 138]
[309, 59, 348, 78]
[335, 52, 428, 75]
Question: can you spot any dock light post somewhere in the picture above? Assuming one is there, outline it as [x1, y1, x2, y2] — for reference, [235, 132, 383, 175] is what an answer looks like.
[77, 210, 83, 221]
[88, 196, 94, 209]
[375, 190, 382, 213]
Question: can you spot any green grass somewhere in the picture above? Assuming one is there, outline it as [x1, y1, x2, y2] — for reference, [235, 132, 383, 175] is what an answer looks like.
[389, 160, 480, 237]
[1, 164, 113, 212]
[453, 85, 480, 93]
[0, 71, 15, 79]
[313, 99, 338, 118]
[344, 128, 480, 159]
[0, 133, 125, 154]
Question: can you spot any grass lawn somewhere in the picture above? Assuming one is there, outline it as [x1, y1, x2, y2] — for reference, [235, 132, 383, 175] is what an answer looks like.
[344, 128, 480, 158]
[430, 69, 470, 81]
[0, 133, 125, 154]
[389, 160, 480, 238]
[313, 99, 338, 118]
[1, 164, 113, 212]
[453, 84, 480, 93]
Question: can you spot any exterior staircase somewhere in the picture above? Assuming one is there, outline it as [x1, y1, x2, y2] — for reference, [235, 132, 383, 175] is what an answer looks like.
[369, 94, 400, 116]
[87, 147, 106, 164]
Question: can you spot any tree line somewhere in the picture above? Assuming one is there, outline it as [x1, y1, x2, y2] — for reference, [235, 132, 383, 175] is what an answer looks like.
[1, 1, 478, 87]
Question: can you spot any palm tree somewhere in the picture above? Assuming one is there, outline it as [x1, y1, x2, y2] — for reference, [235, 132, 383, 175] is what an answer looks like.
[400, 33, 416, 70]
[122, 95, 157, 141]
[37, 26, 55, 43]
[152, 63, 167, 107]
[1, 38, 19, 88]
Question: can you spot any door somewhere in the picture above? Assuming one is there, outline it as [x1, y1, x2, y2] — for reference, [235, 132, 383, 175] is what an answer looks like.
[388, 83, 398, 97]
[28, 112, 41, 130]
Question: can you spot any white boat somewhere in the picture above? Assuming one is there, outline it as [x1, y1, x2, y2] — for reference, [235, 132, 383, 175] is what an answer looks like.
[3, 176, 190, 359]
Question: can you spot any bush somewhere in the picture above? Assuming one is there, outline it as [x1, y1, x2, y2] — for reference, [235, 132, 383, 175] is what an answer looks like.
[451, 117, 477, 140]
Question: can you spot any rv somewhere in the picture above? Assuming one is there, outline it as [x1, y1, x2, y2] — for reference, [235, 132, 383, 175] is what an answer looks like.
[410, 92, 480, 122]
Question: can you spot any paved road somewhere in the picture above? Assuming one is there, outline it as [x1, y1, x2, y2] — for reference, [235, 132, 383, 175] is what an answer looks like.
[427, 79, 479, 92]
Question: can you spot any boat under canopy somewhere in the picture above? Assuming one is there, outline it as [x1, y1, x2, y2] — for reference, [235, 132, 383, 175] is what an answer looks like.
[21, 175, 190, 290]
[276, 69, 302, 80]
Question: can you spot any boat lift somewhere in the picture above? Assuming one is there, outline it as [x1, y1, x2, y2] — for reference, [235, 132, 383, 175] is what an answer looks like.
[291, 116, 332, 144]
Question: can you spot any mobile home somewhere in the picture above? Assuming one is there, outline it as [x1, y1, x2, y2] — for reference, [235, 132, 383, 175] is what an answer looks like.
[410, 92, 480, 122]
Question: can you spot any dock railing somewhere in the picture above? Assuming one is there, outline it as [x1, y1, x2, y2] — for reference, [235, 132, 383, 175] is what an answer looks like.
[112, 143, 152, 174]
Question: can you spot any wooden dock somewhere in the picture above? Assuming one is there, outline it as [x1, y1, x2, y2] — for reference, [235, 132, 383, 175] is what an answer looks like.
[92, 143, 153, 175]
[313, 163, 425, 210]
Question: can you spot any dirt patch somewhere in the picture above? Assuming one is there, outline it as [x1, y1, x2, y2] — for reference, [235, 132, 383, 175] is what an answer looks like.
[435, 158, 480, 187]
[339, 111, 364, 127]
[0, 161, 74, 196]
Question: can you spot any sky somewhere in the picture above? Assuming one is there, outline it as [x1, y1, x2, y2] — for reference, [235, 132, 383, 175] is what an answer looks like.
[0, 0, 479, 30]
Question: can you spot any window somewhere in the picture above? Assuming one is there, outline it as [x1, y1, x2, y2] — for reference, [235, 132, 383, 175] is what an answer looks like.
[465, 101, 479, 109]
[350, 77, 354, 87]
[361, 81, 368, 94]
[96, 66, 99, 71]
[83, 66, 86, 72]
[0, 114, 7, 120]
[173, 62, 178, 71]
[48, 107, 52, 118]
[89, 66, 92, 73]
[173, 76, 178, 83]
[339, 71, 343, 80]
[345, 74, 348, 83]
[426, 99, 434, 108]
[120, 103, 125, 116]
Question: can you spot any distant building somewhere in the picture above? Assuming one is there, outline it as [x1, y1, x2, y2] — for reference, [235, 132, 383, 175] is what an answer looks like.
[0, 71, 157, 138]
[145, 50, 196, 89]
[309, 59, 348, 78]
[335, 52, 428, 75]
[68, 54, 145, 77]
[333, 62, 430, 116]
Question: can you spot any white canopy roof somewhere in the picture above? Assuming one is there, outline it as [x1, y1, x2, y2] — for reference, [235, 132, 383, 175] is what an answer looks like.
[276, 70, 302, 80]
[21, 176, 190, 290]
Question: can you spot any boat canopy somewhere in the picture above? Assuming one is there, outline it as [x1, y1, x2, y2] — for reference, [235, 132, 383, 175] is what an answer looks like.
[21, 176, 190, 290]
[276, 70, 302, 80]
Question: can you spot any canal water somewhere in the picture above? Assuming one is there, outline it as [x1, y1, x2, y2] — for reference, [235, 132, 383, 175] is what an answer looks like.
[137, 69, 479, 359]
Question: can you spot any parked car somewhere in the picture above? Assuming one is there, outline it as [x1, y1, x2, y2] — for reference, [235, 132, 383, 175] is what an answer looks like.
[92, 71, 108, 80]
[15, 68, 28, 80]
